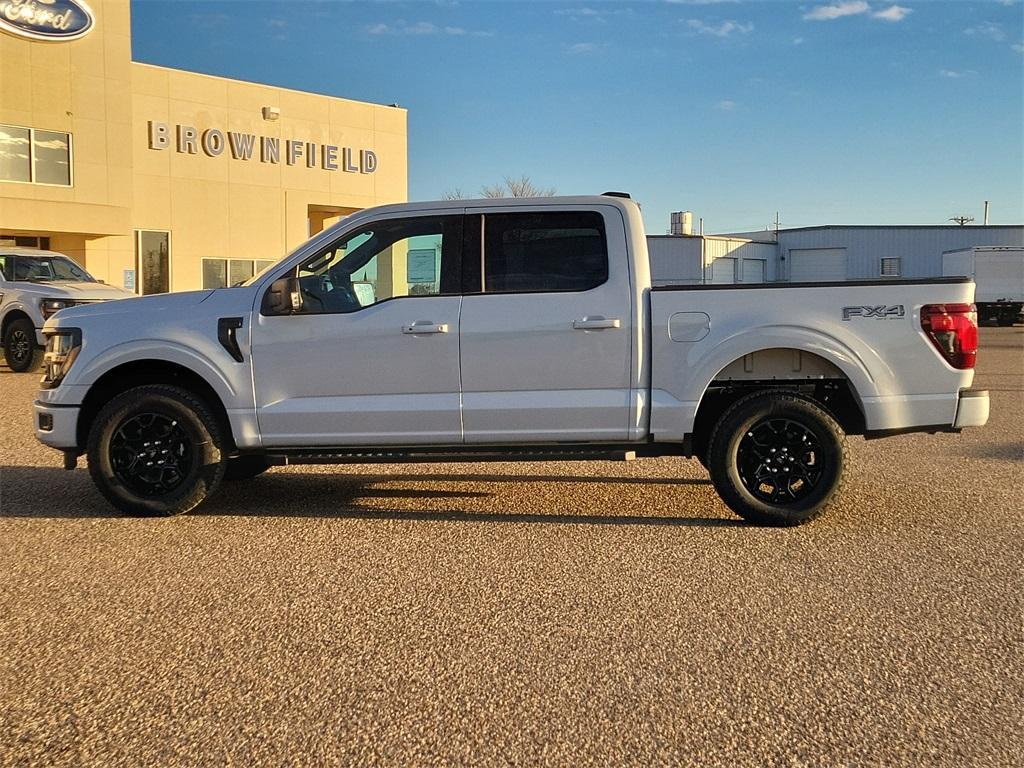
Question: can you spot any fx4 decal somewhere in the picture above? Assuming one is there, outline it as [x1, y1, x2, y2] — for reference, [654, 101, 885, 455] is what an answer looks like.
[842, 304, 905, 321]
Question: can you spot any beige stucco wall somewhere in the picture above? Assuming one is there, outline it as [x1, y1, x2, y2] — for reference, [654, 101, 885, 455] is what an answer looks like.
[0, 0, 133, 276]
[130, 64, 408, 291]
[0, 0, 408, 293]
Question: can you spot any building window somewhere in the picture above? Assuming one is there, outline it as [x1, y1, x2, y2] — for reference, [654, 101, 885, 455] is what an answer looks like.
[0, 124, 72, 186]
[880, 257, 901, 277]
[135, 230, 171, 295]
[0, 235, 50, 249]
[203, 258, 278, 288]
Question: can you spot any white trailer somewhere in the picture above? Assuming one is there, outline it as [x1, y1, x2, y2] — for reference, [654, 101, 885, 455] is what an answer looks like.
[942, 246, 1024, 326]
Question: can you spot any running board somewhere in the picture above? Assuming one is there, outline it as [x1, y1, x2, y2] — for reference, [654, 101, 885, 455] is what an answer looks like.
[270, 448, 639, 466]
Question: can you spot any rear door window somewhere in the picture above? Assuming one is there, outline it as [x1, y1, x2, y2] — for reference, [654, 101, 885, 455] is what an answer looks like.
[481, 211, 608, 293]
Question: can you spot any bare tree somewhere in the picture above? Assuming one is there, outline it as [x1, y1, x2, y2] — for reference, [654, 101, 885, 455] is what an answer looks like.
[441, 188, 465, 200]
[481, 175, 556, 198]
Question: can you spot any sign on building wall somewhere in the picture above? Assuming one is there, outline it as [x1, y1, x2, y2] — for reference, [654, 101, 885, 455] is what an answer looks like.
[0, 0, 95, 41]
[148, 121, 379, 174]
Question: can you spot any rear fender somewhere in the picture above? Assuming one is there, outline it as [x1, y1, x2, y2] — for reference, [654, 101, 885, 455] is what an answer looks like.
[652, 325, 890, 440]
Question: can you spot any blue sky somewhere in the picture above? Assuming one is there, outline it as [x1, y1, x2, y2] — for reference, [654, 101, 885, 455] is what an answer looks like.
[130, 0, 1024, 233]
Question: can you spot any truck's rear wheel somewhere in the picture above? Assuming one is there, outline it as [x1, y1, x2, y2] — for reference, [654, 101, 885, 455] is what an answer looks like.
[707, 391, 846, 526]
[87, 384, 226, 516]
[3, 318, 43, 373]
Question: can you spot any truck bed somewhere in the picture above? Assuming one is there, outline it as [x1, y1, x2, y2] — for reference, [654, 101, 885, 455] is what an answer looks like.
[646, 276, 977, 440]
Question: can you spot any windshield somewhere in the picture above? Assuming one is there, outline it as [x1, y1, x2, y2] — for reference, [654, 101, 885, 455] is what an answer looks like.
[240, 259, 281, 288]
[0, 255, 96, 283]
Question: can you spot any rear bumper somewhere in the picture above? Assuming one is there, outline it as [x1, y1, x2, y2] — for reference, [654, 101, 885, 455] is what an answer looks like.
[953, 389, 989, 428]
[34, 401, 80, 450]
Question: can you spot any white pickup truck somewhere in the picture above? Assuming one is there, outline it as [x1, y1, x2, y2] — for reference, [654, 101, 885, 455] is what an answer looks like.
[1, 247, 133, 372]
[34, 195, 989, 526]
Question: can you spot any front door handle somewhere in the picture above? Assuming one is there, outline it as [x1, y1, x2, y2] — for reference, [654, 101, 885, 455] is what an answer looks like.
[402, 321, 449, 334]
[573, 316, 621, 330]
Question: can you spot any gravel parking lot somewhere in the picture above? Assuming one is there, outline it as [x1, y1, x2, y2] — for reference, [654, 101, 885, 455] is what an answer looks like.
[1, 328, 1021, 767]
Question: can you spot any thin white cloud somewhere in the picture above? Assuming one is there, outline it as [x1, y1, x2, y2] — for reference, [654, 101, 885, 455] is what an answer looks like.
[1012, 42, 1024, 54]
[686, 18, 754, 37]
[872, 5, 912, 21]
[715, 99, 737, 111]
[566, 41, 601, 54]
[792, 36, 805, 45]
[666, 0, 740, 4]
[803, 1, 870, 21]
[939, 69, 977, 78]
[964, 21, 1006, 42]
[367, 20, 492, 37]
[555, 6, 632, 22]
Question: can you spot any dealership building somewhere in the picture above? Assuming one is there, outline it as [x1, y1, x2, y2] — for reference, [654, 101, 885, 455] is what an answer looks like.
[0, 0, 407, 293]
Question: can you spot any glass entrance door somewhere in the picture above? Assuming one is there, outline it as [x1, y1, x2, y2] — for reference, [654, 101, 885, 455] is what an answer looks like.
[135, 230, 170, 294]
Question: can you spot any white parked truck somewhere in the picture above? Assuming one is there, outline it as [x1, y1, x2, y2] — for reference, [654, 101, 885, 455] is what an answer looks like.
[34, 195, 989, 526]
[942, 246, 1024, 326]
[1, 247, 134, 372]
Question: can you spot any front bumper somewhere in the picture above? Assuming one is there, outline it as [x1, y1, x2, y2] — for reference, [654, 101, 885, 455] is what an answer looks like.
[34, 401, 80, 449]
[953, 389, 989, 428]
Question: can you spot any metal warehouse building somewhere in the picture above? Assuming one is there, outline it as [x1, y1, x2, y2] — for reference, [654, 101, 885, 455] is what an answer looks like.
[769, 225, 1024, 282]
[648, 219, 1023, 284]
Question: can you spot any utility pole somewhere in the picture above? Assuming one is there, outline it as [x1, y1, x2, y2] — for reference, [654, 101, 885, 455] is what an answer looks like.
[949, 215, 974, 226]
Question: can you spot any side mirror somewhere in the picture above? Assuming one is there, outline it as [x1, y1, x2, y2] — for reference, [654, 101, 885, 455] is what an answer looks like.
[262, 276, 303, 315]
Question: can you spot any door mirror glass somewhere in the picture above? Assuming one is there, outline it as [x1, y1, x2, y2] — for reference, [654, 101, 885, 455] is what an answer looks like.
[262, 276, 302, 315]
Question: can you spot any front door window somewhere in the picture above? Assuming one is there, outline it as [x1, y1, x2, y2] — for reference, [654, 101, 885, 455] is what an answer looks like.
[291, 215, 462, 314]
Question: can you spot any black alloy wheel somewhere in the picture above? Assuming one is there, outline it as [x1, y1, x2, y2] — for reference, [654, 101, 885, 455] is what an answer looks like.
[707, 391, 847, 526]
[3, 318, 43, 373]
[109, 413, 195, 497]
[736, 418, 824, 504]
[87, 384, 227, 516]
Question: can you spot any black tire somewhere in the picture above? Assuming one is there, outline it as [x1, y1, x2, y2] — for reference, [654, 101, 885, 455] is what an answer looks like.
[3, 318, 43, 373]
[707, 391, 847, 527]
[224, 455, 272, 481]
[87, 384, 227, 516]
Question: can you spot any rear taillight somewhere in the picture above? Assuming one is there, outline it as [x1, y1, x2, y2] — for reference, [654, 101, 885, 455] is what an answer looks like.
[920, 303, 978, 370]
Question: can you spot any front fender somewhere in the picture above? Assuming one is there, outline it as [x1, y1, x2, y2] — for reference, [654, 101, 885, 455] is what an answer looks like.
[72, 339, 240, 404]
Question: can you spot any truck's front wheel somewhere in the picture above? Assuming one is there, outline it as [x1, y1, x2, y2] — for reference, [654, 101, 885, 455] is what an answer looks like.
[87, 385, 227, 516]
[3, 318, 43, 373]
[707, 391, 846, 526]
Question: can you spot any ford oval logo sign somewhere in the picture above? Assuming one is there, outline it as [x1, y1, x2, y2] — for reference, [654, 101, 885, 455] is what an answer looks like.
[0, 0, 95, 42]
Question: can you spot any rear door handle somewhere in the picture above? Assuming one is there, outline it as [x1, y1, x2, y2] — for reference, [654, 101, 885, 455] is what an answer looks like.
[402, 321, 449, 334]
[573, 316, 621, 330]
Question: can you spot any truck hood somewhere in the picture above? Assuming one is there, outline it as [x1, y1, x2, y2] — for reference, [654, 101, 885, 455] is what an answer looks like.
[13, 281, 136, 302]
[47, 289, 216, 327]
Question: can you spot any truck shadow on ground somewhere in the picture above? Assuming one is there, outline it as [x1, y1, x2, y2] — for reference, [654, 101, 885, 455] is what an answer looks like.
[0, 466, 739, 527]
[961, 441, 1024, 461]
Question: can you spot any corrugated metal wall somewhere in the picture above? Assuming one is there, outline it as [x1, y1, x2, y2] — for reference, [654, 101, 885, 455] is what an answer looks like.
[648, 227, 1023, 284]
[703, 238, 777, 282]
[647, 236, 703, 285]
[646, 235, 776, 285]
[775, 227, 1024, 280]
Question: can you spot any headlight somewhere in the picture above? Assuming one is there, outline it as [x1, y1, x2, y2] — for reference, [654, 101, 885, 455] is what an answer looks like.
[40, 298, 75, 318]
[41, 328, 82, 389]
